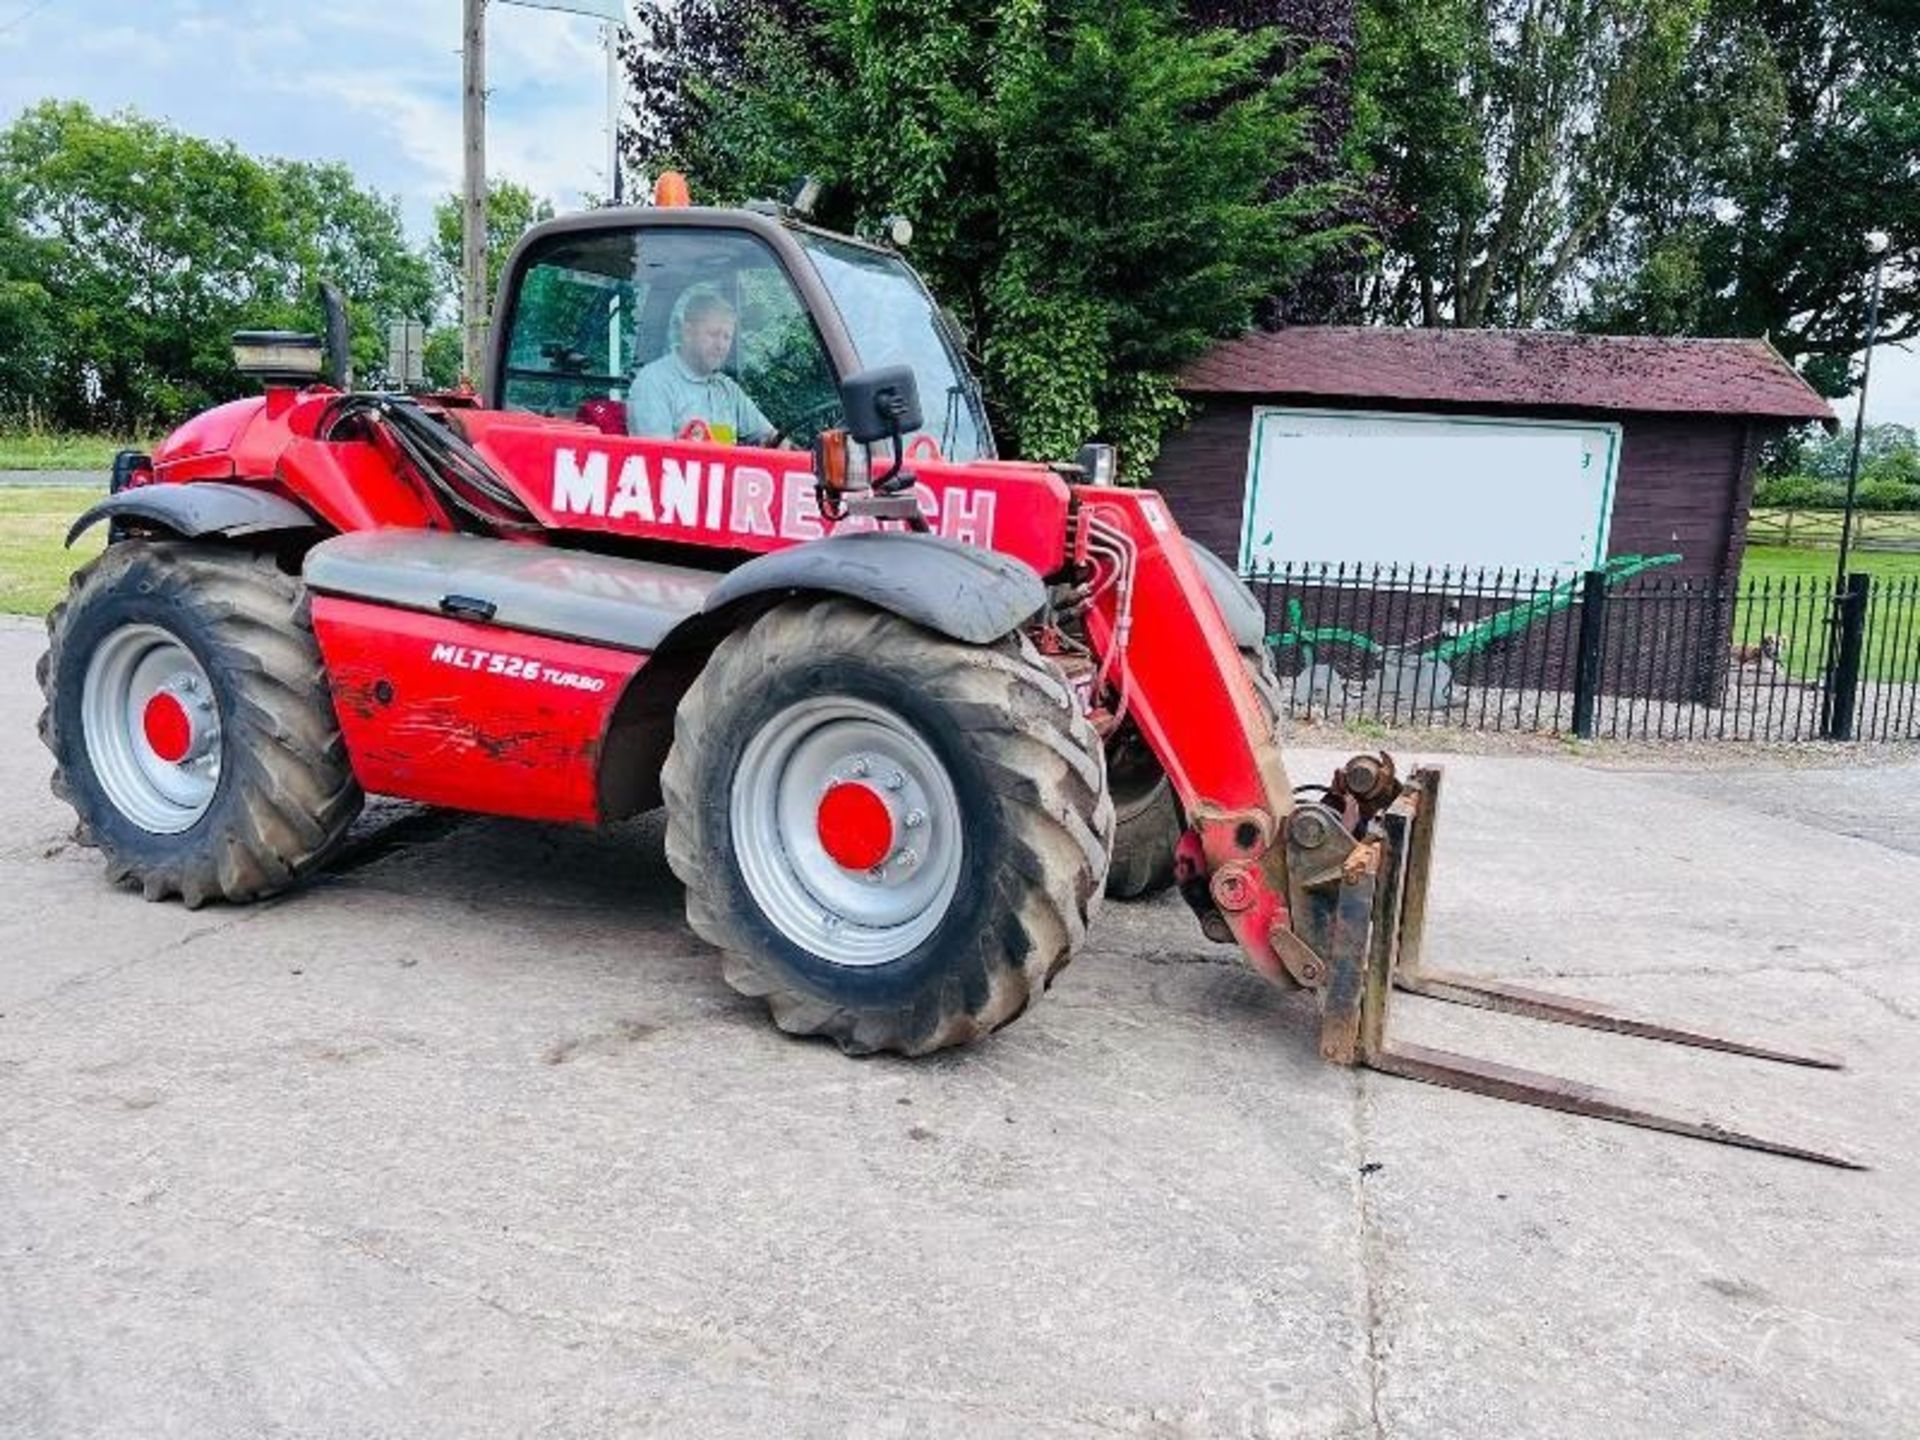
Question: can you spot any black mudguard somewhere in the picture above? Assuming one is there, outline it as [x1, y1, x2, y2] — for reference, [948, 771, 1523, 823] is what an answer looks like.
[700, 530, 1046, 645]
[1184, 539, 1266, 651]
[66, 483, 319, 548]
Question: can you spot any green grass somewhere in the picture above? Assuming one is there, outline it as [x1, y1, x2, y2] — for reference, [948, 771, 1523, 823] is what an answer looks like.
[1734, 545, 1920, 683]
[0, 487, 100, 616]
[0, 428, 149, 472]
[1740, 545, 1920, 583]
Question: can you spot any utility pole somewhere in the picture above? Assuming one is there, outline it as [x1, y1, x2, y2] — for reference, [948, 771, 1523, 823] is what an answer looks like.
[1834, 230, 1891, 589]
[1821, 229, 1890, 740]
[461, 0, 489, 388]
[605, 21, 624, 204]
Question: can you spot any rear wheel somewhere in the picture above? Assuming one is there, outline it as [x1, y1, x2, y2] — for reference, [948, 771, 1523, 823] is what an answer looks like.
[1104, 643, 1283, 900]
[38, 542, 363, 907]
[662, 597, 1112, 1055]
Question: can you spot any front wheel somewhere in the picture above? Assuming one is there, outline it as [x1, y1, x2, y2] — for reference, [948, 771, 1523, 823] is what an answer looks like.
[662, 598, 1112, 1056]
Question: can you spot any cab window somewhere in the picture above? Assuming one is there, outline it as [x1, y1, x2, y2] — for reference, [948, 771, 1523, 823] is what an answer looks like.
[499, 227, 843, 446]
[498, 231, 639, 418]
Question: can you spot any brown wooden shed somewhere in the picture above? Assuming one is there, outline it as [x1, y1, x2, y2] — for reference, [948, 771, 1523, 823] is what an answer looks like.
[1157, 327, 1836, 582]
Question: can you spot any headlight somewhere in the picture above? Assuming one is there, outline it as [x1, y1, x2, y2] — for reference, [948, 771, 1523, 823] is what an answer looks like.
[232, 330, 324, 385]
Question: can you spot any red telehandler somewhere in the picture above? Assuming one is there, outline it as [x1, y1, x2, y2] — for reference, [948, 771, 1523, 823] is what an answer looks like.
[38, 191, 1854, 1165]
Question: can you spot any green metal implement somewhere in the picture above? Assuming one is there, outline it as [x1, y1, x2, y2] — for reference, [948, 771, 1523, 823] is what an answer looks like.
[1271, 554, 1681, 665]
[1269, 555, 1682, 714]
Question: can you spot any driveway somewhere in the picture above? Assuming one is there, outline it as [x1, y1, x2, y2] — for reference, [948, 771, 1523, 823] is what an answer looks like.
[1, 612, 1914, 1438]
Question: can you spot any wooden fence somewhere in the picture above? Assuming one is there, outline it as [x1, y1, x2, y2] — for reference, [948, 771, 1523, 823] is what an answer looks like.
[1747, 508, 1920, 551]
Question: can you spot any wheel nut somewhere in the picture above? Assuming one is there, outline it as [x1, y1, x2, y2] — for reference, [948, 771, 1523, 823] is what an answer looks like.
[904, 809, 925, 829]
[897, 848, 919, 869]
[852, 758, 871, 778]
[867, 865, 886, 882]
[885, 771, 905, 791]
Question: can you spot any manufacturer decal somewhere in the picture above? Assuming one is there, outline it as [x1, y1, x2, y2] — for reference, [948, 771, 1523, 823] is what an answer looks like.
[428, 642, 610, 693]
[549, 447, 998, 546]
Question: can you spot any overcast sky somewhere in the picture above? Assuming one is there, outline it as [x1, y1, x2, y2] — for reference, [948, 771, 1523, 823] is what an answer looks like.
[1, 0, 1914, 429]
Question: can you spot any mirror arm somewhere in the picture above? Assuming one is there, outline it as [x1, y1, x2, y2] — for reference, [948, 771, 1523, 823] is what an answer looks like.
[874, 413, 910, 492]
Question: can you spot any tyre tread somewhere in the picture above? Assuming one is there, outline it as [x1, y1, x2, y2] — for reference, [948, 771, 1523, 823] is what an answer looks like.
[662, 597, 1111, 1056]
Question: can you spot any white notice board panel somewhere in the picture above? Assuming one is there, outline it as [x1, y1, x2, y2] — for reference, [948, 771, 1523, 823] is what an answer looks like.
[1238, 407, 1621, 573]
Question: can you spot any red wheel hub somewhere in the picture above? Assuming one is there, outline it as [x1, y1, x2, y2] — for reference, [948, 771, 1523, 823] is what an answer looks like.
[815, 782, 894, 871]
[141, 691, 194, 763]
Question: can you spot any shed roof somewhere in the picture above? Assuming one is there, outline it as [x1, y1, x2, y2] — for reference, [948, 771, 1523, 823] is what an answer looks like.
[1178, 326, 1835, 423]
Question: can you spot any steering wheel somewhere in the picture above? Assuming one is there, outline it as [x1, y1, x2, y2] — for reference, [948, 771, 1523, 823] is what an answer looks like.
[778, 397, 846, 448]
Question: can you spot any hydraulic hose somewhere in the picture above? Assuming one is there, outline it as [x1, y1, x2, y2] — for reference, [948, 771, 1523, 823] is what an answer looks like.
[318, 394, 541, 535]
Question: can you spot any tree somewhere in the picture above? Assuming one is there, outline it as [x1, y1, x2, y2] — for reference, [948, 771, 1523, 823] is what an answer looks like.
[431, 179, 556, 333]
[1353, 0, 1710, 329]
[1187, 0, 1380, 323]
[1587, 0, 1920, 395]
[1352, 0, 1919, 401]
[0, 168, 55, 417]
[626, 0, 1351, 470]
[1, 102, 284, 427]
[1798, 423, 1920, 485]
[629, 0, 1373, 328]
[272, 160, 436, 385]
[0, 102, 435, 430]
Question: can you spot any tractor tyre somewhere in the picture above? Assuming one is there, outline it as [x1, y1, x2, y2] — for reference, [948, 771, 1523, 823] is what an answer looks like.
[662, 597, 1113, 1056]
[1103, 644, 1284, 900]
[38, 542, 363, 908]
[1104, 726, 1185, 900]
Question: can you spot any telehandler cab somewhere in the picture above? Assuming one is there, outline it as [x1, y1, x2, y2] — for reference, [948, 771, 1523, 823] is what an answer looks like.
[38, 186, 1855, 1165]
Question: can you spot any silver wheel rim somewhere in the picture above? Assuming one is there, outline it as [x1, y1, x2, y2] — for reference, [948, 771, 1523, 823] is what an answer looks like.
[80, 623, 222, 835]
[730, 696, 964, 966]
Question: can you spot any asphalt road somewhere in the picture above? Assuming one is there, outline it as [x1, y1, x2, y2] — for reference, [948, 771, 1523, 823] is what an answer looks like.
[0, 471, 100, 488]
[2, 611, 1915, 1438]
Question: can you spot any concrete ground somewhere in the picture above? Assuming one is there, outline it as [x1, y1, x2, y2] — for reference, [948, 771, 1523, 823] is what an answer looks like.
[1, 611, 1915, 1438]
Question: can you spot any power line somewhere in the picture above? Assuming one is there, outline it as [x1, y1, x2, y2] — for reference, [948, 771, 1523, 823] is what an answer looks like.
[0, 0, 60, 37]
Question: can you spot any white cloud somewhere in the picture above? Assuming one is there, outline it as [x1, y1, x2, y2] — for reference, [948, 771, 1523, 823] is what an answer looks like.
[0, 0, 618, 238]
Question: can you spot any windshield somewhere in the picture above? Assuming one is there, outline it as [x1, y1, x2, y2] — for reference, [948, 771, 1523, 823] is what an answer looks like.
[797, 233, 993, 462]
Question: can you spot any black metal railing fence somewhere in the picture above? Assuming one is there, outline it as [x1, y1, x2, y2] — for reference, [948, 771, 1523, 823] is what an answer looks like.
[1247, 562, 1920, 743]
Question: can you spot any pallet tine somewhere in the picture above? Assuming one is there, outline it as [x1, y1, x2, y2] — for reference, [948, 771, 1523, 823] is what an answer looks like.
[1332, 765, 1862, 1169]
[1392, 969, 1844, 1070]
[1369, 1041, 1866, 1169]
[1388, 764, 1841, 1068]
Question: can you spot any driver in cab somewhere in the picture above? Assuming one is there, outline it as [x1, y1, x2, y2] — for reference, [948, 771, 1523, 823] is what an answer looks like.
[626, 291, 783, 447]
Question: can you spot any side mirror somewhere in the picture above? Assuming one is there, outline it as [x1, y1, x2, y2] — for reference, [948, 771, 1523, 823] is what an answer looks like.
[838, 365, 923, 446]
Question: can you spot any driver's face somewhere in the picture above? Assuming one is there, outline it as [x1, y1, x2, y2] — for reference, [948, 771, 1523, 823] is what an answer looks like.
[680, 311, 735, 375]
